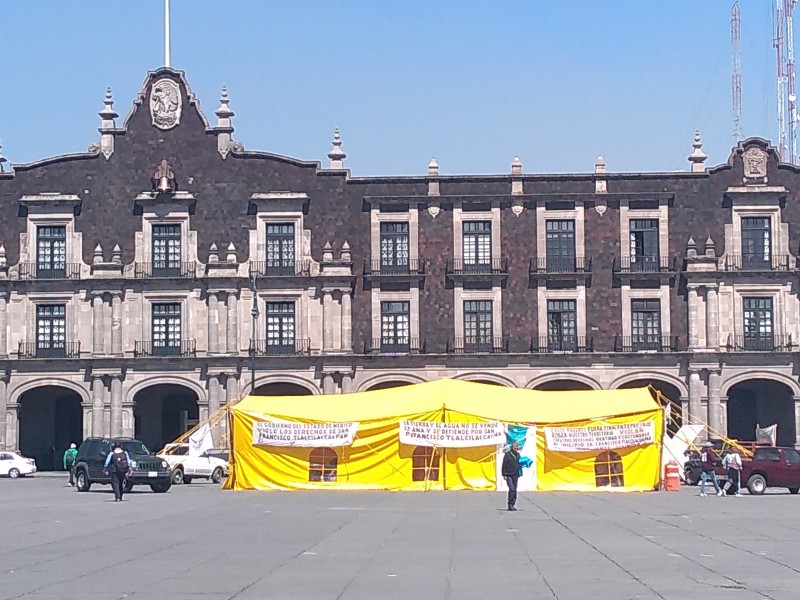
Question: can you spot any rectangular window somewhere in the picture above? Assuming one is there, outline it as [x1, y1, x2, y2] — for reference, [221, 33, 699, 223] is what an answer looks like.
[380, 301, 410, 352]
[462, 221, 492, 271]
[36, 225, 66, 278]
[380, 222, 409, 274]
[545, 220, 576, 272]
[743, 297, 773, 350]
[36, 304, 66, 357]
[152, 303, 181, 355]
[266, 223, 295, 275]
[464, 300, 493, 352]
[631, 299, 662, 350]
[547, 300, 577, 351]
[741, 217, 771, 268]
[629, 219, 659, 271]
[266, 302, 295, 355]
[152, 224, 182, 276]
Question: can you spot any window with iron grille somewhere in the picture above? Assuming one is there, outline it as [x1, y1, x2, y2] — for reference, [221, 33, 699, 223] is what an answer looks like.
[308, 448, 338, 482]
[629, 219, 659, 268]
[594, 451, 625, 487]
[464, 300, 493, 348]
[36, 304, 66, 352]
[152, 303, 181, 350]
[266, 224, 295, 274]
[381, 301, 410, 349]
[267, 302, 295, 349]
[152, 224, 181, 274]
[412, 447, 440, 482]
[743, 297, 773, 348]
[380, 222, 409, 270]
[547, 300, 577, 350]
[463, 221, 491, 267]
[36, 226, 66, 276]
[546, 220, 575, 271]
[631, 299, 661, 349]
[741, 217, 771, 266]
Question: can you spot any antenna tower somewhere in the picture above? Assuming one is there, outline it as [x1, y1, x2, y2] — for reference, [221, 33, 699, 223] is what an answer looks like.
[786, 0, 798, 163]
[732, 2, 742, 142]
[776, 0, 788, 160]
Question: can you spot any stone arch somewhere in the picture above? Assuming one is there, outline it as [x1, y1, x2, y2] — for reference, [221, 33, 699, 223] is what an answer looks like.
[609, 372, 688, 399]
[357, 373, 427, 392]
[613, 376, 684, 435]
[131, 381, 201, 452]
[247, 374, 320, 396]
[125, 376, 207, 405]
[725, 377, 796, 446]
[525, 373, 602, 391]
[452, 372, 517, 387]
[10, 377, 90, 406]
[720, 371, 800, 399]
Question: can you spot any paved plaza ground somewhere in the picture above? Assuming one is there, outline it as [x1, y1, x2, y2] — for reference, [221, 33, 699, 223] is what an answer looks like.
[1, 477, 798, 600]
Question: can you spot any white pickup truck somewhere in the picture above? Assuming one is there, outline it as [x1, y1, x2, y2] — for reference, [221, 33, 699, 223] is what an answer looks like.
[158, 443, 228, 485]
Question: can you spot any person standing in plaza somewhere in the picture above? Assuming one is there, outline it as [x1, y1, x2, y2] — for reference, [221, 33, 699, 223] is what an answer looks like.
[502, 441, 522, 511]
[103, 442, 132, 502]
[62, 443, 78, 487]
[699, 441, 722, 497]
[721, 449, 743, 497]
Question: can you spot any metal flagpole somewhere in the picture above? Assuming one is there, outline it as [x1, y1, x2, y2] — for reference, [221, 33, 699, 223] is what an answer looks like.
[164, 0, 171, 68]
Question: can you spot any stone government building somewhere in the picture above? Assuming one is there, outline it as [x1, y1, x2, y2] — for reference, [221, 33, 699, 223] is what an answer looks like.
[1, 66, 799, 467]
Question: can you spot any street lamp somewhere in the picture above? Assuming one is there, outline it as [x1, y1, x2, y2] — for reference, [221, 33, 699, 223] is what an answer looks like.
[249, 272, 259, 395]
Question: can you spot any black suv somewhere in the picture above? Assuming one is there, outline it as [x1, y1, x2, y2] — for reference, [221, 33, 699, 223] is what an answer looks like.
[74, 437, 172, 493]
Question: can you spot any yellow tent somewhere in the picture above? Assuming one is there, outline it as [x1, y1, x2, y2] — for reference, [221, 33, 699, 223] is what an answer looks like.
[225, 379, 664, 492]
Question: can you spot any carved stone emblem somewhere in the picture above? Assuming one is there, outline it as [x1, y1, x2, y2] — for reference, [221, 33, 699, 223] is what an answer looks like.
[743, 147, 768, 182]
[150, 78, 182, 130]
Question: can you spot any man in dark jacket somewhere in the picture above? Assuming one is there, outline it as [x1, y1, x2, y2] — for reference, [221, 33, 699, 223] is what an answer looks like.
[699, 441, 722, 497]
[502, 442, 522, 511]
[103, 442, 133, 502]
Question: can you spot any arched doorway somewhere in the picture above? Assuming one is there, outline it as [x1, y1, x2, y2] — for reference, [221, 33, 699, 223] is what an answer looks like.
[533, 380, 593, 391]
[252, 382, 314, 396]
[366, 381, 413, 391]
[133, 384, 199, 452]
[18, 386, 83, 471]
[618, 379, 683, 435]
[727, 379, 796, 446]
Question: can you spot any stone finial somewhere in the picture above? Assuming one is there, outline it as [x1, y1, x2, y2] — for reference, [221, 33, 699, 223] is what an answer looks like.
[688, 130, 707, 173]
[340, 240, 351, 263]
[226, 242, 237, 263]
[704, 236, 716, 258]
[98, 87, 119, 161]
[93, 244, 103, 265]
[209, 243, 219, 263]
[511, 156, 523, 175]
[322, 241, 334, 264]
[327, 128, 347, 169]
[0, 141, 7, 173]
[594, 155, 607, 194]
[215, 86, 235, 159]
[511, 156, 524, 196]
[111, 244, 122, 264]
[428, 157, 439, 177]
[0, 244, 6, 267]
[686, 236, 697, 259]
[427, 158, 440, 196]
[594, 155, 606, 174]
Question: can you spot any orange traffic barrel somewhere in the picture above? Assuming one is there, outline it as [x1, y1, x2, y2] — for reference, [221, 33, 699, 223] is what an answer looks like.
[664, 460, 681, 491]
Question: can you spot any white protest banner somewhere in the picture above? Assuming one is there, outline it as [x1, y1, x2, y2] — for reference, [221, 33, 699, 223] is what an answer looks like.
[544, 421, 655, 452]
[252, 421, 359, 447]
[399, 420, 506, 448]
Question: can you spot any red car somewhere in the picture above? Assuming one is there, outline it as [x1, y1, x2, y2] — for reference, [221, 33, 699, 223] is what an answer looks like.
[741, 447, 800, 495]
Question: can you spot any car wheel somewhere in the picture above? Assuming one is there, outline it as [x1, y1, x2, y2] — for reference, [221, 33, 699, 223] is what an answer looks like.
[8, 468, 20, 479]
[183, 477, 192, 484]
[789, 487, 799, 495]
[150, 481, 171, 493]
[684, 468, 699, 486]
[211, 467, 223, 484]
[172, 467, 184, 485]
[747, 474, 767, 495]
[76, 469, 91, 492]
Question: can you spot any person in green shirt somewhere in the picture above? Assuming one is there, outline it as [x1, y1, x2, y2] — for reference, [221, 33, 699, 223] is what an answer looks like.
[63, 443, 78, 487]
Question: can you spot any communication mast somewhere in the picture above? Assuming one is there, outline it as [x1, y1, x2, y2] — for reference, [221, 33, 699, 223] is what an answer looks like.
[732, 2, 742, 142]
[776, 0, 788, 160]
[786, 0, 798, 163]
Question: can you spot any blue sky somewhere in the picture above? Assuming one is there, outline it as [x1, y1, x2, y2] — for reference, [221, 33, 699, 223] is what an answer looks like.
[0, 1, 787, 176]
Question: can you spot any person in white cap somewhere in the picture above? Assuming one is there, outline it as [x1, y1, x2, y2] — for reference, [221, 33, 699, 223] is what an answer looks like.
[63, 443, 78, 487]
[699, 441, 722, 497]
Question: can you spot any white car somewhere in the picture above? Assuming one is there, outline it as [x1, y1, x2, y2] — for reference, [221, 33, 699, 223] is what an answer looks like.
[158, 444, 228, 485]
[0, 451, 37, 478]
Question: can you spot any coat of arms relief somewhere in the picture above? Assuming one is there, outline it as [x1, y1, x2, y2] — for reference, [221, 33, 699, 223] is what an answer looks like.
[150, 78, 182, 130]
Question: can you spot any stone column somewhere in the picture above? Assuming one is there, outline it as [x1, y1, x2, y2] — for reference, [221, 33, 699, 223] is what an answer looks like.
[227, 292, 238, 354]
[0, 293, 8, 357]
[207, 292, 219, 354]
[111, 293, 122, 355]
[340, 292, 352, 353]
[110, 375, 123, 438]
[688, 370, 703, 428]
[6, 403, 18, 451]
[226, 374, 239, 404]
[208, 375, 222, 417]
[92, 294, 104, 355]
[707, 370, 722, 437]
[794, 396, 800, 446]
[82, 403, 93, 440]
[341, 373, 354, 394]
[322, 374, 336, 394]
[688, 287, 700, 349]
[706, 287, 719, 350]
[122, 402, 135, 438]
[92, 376, 105, 437]
[322, 291, 334, 352]
[0, 378, 6, 449]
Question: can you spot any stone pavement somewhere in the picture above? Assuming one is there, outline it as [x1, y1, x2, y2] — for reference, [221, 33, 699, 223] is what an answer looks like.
[1, 477, 798, 600]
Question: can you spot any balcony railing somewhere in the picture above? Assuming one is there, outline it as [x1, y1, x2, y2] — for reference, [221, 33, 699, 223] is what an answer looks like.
[363, 259, 427, 277]
[530, 256, 591, 275]
[249, 338, 311, 356]
[614, 335, 679, 353]
[363, 338, 426, 355]
[135, 262, 196, 279]
[18, 263, 81, 280]
[17, 341, 81, 359]
[134, 340, 196, 357]
[446, 258, 508, 276]
[447, 336, 510, 354]
[248, 260, 311, 277]
[723, 254, 791, 272]
[726, 334, 796, 352]
[613, 256, 677, 274]
[530, 336, 593, 353]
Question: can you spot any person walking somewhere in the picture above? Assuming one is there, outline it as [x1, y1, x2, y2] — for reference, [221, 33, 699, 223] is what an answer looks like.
[502, 441, 522, 511]
[699, 441, 722, 497]
[62, 443, 78, 487]
[721, 449, 743, 497]
[103, 442, 132, 502]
